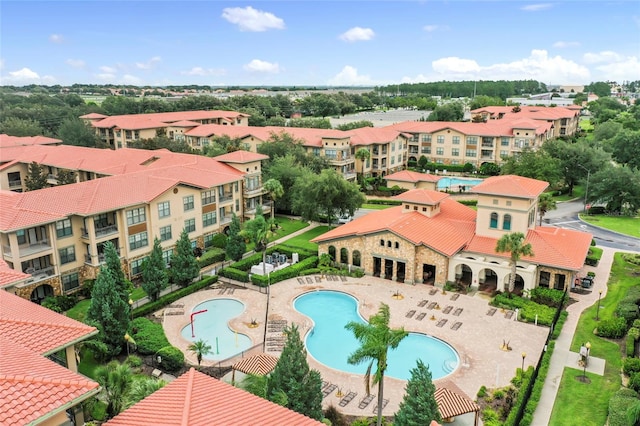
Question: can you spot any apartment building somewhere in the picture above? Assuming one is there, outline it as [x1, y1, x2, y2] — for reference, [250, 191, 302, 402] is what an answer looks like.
[471, 105, 581, 138]
[80, 110, 250, 149]
[0, 144, 269, 302]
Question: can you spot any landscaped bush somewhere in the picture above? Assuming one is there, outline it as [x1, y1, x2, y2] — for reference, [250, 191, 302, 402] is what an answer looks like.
[628, 334, 636, 357]
[530, 287, 566, 308]
[210, 233, 228, 249]
[364, 199, 402, 206]
[597, 317, 628, 338]
[219, 267, 249, 282]
[585, 246, 603, 266]
[616, 302, 640, 325]
[197, 248, 225, 268]
[629, 372, 640, 393]
[156, 345, 185, 372]
[608, 388, 639, 426]
[250, 256, 319, 286]
[42, 294, 79, 312]
[477, 385, 488, 398]
[125, 355, 143, 368]
[132, 276, 216, 318]
[622, 253, 640, 266]
[458, 199, 478, 207]
[623, 357, 640, 376]
[491, 293, 556, 326]
[131, 317, 171, 355]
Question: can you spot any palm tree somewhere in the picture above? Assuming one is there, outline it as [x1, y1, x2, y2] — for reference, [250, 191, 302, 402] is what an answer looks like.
[355, 148, 371, 185]
[495, 232, 534, 292]
[188, 339, 212, 366]
[345, 303, 408, 426]
[95, 361, 133, 419]
[538, 192, 557, 225]
[125, 378, 166, 409]
[241, 207, 275, 276]
[263, 178, 284, 222]
[239, 373, 288, 406]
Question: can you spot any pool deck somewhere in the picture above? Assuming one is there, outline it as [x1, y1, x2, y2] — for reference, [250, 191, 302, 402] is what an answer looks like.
[162, 275, 548, 417]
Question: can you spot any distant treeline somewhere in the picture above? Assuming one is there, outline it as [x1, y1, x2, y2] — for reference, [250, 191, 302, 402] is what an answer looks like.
[375, 80, 548, 99]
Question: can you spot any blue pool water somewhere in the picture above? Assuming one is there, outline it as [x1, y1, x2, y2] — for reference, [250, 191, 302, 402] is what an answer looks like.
[181, 299, 252, 361]
[294, 291, 459, 380]
[437, 177, 483, 190]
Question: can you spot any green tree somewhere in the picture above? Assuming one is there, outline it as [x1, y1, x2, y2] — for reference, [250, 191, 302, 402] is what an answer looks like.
[537, 192, 557, 225]
[495, 233, 534, 292]
[335, 120, 374, 130]
[346, 303, 408, 426]
[103, 241, 129, 304]
[58, 117, 100, 147]
[500, 148, 562, 187]
[226, 213, 246, 262]
[125, 378, 166, 409]
[585, 81, 612, 98]
[355, 148, 371, 185]
[426, 102, 464, 121]
[55, 168, 77, 186]
[263, 178, 284, 221]
[24, 162, 49, 191]
[267, 324, 323, 420]
[169, 229, 200, 287]
[188, 339, 212, 366]
[241, 208, 274, 276]
[141, 238, 168, 301]
[0, 117, 44, 136]
[95, 361, 133, 419]
[238, 374, 288, 406]
[588, 166, 640, 214]
[611, 129, 640, 170]
[87, 266, 131, 357]
[394, 360, 442, 426]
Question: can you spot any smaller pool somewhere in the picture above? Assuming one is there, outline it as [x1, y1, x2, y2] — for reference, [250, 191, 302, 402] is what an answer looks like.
[181, 299, 252, 361]
[437, 177, 483, 190]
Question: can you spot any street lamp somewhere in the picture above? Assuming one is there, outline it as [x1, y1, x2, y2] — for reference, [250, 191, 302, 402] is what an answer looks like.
[583, 342, 591, 380]
[521, 352, 526, 373]
[128, 298, 134, 320]
[596, 290, 603, 321]
[577, 163, 590, 213]
[262, 272, 271, 352]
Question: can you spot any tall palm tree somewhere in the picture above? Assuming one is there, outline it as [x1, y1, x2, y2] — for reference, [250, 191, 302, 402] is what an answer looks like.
[345, 303, 408, 426]
[125, 378, 166, 409]
[241, 208, 275, 276]
[538, 192, 557, 226]
[188, 339, 212, 366]
[263, 178, 284, 222]
[95, 361, 133, 419]
[355, 148, 371, 185]
[495, 232, 534, 292]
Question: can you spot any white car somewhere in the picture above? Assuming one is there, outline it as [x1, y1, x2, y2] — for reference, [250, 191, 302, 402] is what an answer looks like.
[338, 214, 353, 224]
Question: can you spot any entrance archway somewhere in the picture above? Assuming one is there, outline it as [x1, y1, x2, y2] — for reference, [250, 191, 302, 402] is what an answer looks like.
[30, 284, 54, 304]
[478, 268, 498, 292]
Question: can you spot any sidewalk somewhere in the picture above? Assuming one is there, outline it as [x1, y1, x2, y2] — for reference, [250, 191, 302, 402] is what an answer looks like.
[530, 247, 617, 425]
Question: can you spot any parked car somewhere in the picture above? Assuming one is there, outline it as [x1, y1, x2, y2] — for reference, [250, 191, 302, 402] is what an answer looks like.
[581, 276, 594, 288]
[338, 214, 353, 224]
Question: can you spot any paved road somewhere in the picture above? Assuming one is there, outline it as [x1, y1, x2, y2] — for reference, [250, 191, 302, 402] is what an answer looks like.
[544, 200, 640, 252]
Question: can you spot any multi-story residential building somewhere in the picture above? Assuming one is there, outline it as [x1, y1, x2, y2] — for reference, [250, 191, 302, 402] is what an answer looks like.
[80, 110, 250, 149]
[312, 175, 592, 293]
[0, 144, 269, 302]
[470, 105, 581, 138]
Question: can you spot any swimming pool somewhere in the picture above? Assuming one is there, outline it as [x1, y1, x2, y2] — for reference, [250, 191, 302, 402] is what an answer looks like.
[181, 299, 252, 361]
[437, 177, 483, 190]
[294, 291, 459, 380]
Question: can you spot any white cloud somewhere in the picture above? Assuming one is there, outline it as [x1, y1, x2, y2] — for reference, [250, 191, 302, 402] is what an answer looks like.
[339, 27, 375, 42]
[222, 6, 285, 32]
[122, 74, 142, 84]
[583, 51, 624, 64]
[243, 59, 281, 73]
[49, 34, 64, 43]
[66, 59, 86, 69]
[181, 67, 226, 76]
[328, 66, 374, 86]
[521, 3, 552, 11]
[423, 25, 449, 32]
[100, 65, 118, 73]
[135, 56, 161, 70]
[553, 41, 580, 48]
[2, 67, 41, 83]
[96, 73, 116, 81]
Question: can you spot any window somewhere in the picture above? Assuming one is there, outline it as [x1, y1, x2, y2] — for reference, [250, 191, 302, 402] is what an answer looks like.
[160, 225, 172, 242]
[436, 148, 444, 156]
[503, 214, 512, 231]
[452, 148, 460, 157]
[387, 241, 392, 247]
[56, 219, 72, 238]
[126, 207, 146, 225]
[130, 257, 146, 276]
[391, 143, 395, 151]
[183, 195, 194, 211]
[422, 134, 432, 142]
[235, 199, 240, 212]
[62, 273, 80, 292]
[437, 136, 445, 144]
[380, 239, 385, 246]
[59, 246, 76, 264]
[465, 149, 476, 157]
[158, 201, 171, 218]
[500, 150, 509, 158]
[452, 136, 460, 145]
[506, 201, 512, 206]
[184, 218, 196, 233]
[325, 149, 337, 159]
[162, 249, 172, 266]
[490, 212, 498, 229]
[234, 182, 239, 192]
[203, 211, 217, 227]
[422, 146, 431, 154]
[16, 230, 26, 244]
[391, 157, 395, 165]
[395, 242, 399, 249]
[129, 232, 148, 250]
[493, 199, 499, 205]
[201, 190, 215, 206]
[204, 234, 215, 248]
[501, 137, 510, 146]
[466, 136, 477, 145]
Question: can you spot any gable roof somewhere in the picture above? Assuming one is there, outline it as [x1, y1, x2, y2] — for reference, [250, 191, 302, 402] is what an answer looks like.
[88, 110, 250, 130]
[385, 170, 442, 184]
[0, 134, 62, 148]
[435, 381, 480, 419]
[233, 353, 279, 376]
[472, 175, 548, 199]
[394, 188, 449, 205]
[215, 150, 269, 164]
[105, 368, 323, 426]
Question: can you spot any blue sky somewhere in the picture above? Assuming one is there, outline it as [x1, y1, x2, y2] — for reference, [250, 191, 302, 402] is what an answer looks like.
[1, 1, 639, 87]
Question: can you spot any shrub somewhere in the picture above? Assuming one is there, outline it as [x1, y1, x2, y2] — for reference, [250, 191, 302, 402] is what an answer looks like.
[616, 302, 640, 325]
[622, 253, 640, 266]
[210, 233, 227, 249]
[132, 276, 216, 318]
[458, 199, 478, 207]
[90, 400, 107, 422]
[585, 247, 603, 266]
[634, 319, 640, 329]
[477, 385, 487, 398]
[131, 317, 171, 355]
[629, 372, 640, 393]
[197, 248, 225, 268]
[219, 267, 249, 283]
[125, 355, 143, 368]
[491, 293, 556, 326]
[482, 408, 500, 423]
[530, 287, 566, 308]
[323, 404, 348, 426]
[42, 294, 79, 312]
[156, 345, 185, 372]
[627, 334, 636, 357]
[608, 388, 639, 426]
[493, 389, 505, 400]
[42, 297, 62, 312]
[597, 317, 627, 338]
[250, 256, 319, 286]
[623, 357, 640, 376]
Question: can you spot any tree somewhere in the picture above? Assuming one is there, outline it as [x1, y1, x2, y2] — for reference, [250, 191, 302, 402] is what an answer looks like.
[103, 241, 129, 304]
[141, 238, 168, 301]
[500, 148, 562, 188]
[87, 266, 131, 357]
[241, 208, 274, 276]
[188, 339, 212, 366]
[266, 324, 323, 420]
[55, 168, 77, 185]
[355, 148, 371, 185]
[95, 361, 133, 419]
[394, 360, 442, 426]
[588, 166, 640, 214]
[0, 117, 43, 136]
[263, 178, 284, 221]
[611, 129, 640, 170]
[537, 192, 557, 225]
[335, 120, 374, 131]
[58, 117, 100, 147]
[169, 229, 200, 287]
[125, 377, 166, 409]
[495, 233, 534, 292]
[627, 399, 640, 426]
[238, 373, 288, 406]
[226, 213, 246, 262]
[24, 162, 48, 191]
[346, 303, 408, 426]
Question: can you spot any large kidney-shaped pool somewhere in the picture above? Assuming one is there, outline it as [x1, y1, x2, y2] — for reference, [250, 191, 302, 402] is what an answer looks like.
[181, 298, 252, 361]
[294, 290, 459, 381]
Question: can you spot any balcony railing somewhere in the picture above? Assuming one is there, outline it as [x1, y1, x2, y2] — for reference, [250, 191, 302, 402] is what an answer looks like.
[82, 224, 118, 239]
[13, 239, 52, 258]
[218, 193, 233, 203]
[244, 186, 266, 197]
[481, 143, 494, 148]
[25, 266, 55, 284]
[85, 249, 120, 265]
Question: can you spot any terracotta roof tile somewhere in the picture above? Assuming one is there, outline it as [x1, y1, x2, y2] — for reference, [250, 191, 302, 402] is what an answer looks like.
[0, 134, 61, 148]
[0, 259, 30, 288]
[393, 188, 449, 205]
[105, 368, 323, 426]
[90, 110, 249, 130]
[385, 170, 442, 183]
[472, 175, 549, 198]
[215, 150, 270, 163]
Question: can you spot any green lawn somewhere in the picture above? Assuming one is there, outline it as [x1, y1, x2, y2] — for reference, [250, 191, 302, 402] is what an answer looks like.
[78, 349, 101, 379]
[130, 286, 146, 301]
[272, 217, 310, 237]
[361, 203, 394, 210]
[580, 119, 594, 132]
[279, 226, 329, 251]
[551, 185, 585, 202]
[66, 299, 91, 322]
[579, 215, 640, 238]
[549, 253, 635, 425]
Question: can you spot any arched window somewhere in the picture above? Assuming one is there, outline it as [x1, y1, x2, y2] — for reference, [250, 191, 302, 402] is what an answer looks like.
[328, 246, 336, 261]
[380, 239, 385, 246]
[490, 212, 498, 229]
[352, 250, 361, 267]
[387, 240, 392, 248]
[340, 248, 348, 264]
[395, 242, 399, 249]
[503, 214, 512, 231]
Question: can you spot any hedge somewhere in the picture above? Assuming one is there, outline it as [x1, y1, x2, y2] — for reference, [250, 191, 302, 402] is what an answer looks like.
[491, 293, 557, 326]
[530, 287, 566, 308]
[156, 345, 185, 372]
[219, 267, 249, 283]
[608, 388, 639, 426]
[250, 256, 319, 286]
[458, 200, 478, 207]
[131, 317, 171, 355]
[623, 357, 640, 376]
[132, 275, 217, 318]
[597, 317, 628, 338]
[197, 248, 226, 268]
[585, 246, 603, 266]
[364, 199, 402, 206]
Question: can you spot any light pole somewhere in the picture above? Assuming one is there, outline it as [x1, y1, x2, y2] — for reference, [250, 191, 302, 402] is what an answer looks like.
[521, 352, 526, 373]
[577, 163, 590, 213]
[596, 290, 602, 321]
[262, 272, 271, 352]
[129, 298, 134, 320]
[583, 342, 591, 381]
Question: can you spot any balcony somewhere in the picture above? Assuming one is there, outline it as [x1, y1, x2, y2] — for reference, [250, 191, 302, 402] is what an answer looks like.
[342, 171, 357, 181]
[481, 142, 494, 148]
[6, 239, 52, 259]
[85, 249, 120, 265]
[218, 193, 234, 204]
[82, 224, 119, 239]
[25, 266, 55, 284]
[245, 201, 272, 216]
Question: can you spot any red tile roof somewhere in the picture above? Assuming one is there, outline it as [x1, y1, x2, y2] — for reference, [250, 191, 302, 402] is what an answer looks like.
[470, 105, 580, 120]
[385, 170, 442, 183]
[0, 134, 62, 148]
[105, 368, 323, 426]
[388, 117, 552, 137]
[394, 188, 449, 205]
[215, 150, 269, 164]
[472, 175, 549, 199]
[90, 110, 250, 130]
[0, 259, 30, 288]
[79, 113, 108, 119]
[348, 127, 408, 146]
